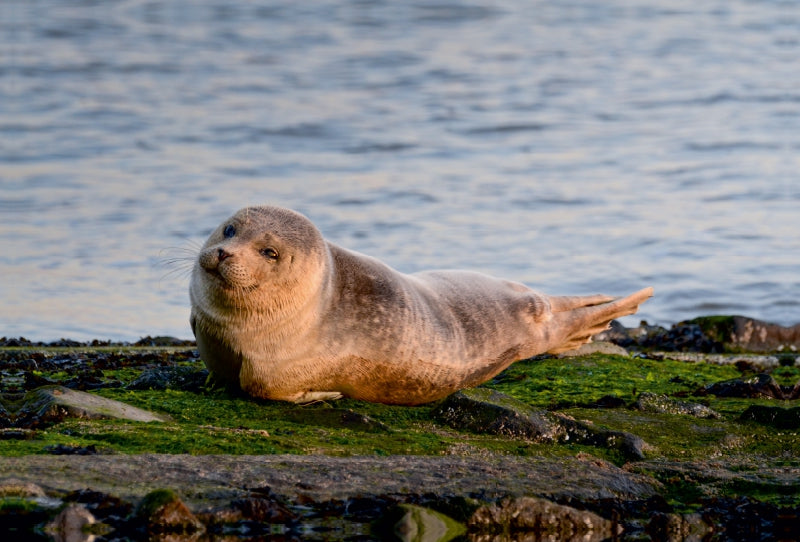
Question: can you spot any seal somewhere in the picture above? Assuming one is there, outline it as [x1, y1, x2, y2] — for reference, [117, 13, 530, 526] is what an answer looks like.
[190, 206, 653, 405]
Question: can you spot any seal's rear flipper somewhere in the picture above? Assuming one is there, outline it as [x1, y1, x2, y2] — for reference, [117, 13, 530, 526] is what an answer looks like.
[547, 287, 653, 354]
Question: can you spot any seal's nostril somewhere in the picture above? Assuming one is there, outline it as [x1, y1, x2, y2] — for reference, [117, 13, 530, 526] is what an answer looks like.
[218, 248, 231, 262]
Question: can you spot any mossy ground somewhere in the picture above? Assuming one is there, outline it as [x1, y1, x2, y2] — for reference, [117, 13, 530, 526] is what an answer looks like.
[2, 348, 799, 507]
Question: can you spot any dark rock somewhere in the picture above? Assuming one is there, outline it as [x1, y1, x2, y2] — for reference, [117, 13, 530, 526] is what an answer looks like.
[136, 489, 205, 534]
[554, 415, 648, 461]
[699, 374, 793, 400]
[44, 444, 99, 455]
[739, 405, 800, 429]
[285, 407, 391, 433]
[432, 388, 565, 443]
[435, 389, 648, 460]
[126, 366, 208, 392]
[134, 336, 195, 347]
[469, 496, 616, 541]
[646, 511, 711, 541]
[598, 316, 800, 353]
[634, 392, 720, 419]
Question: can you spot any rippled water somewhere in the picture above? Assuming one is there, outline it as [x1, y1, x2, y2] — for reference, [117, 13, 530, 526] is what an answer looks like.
[2, 0, 798, 342]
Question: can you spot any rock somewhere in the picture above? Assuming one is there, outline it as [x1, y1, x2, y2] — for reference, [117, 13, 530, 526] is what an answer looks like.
[554, 414, 649, 461]
[134, 336, 195, 347]
[0, 478, 47, 498]
[739, 405, 800, 429]
[23, 386, 170, 425]
[126, 366, 208, 392]
[558, 341, 629, 358]
[285, 408, 392, 433]
[635, 392, 720, 419]
[469, 496, 616, 541]
[379, 503, 466, 542]
[598, 316, 800, 353]
[433, 388, 566, 442]
[434, 389, 648, 460]
[200, 495, 297, 526]
[647, 511, 712, 541]
[699, 374, 796, 400]
[136, 489, 205, 534]
[46, 504, 97, 542]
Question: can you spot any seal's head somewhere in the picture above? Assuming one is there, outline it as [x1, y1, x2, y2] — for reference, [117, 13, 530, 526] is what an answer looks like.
[190, 206, 330, 321]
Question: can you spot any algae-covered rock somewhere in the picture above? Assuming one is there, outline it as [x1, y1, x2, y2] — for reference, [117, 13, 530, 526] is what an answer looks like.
[136, 489, 204, 533]
[634, 392, 720, 419]
[739, 405, 800, 429]
[469, 496, 616, 541]
[126, 366, 208, 391]
[699, 374, 794, 400]
[432, 388, 565, 442]
[380, 503, 466, 542]
[434, 388, 649, 460]
[285, 407, 391, 433]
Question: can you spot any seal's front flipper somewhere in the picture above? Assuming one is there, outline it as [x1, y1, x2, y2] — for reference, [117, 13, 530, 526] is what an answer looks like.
[291, 391, 344, 404]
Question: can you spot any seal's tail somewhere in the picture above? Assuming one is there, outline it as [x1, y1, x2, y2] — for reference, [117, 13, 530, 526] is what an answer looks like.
[546, 287, 654, 354]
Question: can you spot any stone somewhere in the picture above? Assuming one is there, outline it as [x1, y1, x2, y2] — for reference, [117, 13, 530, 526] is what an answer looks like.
[432, 388, 565, 442]
[739, 405, 800, 429]
[635, 392, 720, 419]
[699, 374, 796, 400]
[126, 366, 208, 392]
[284, 408, 391, 433]
[434, 389, 648, 460]
[46, 504, 97, 542]
[136, 489, 204, 534]
[28, 386, 170, 424]
[469, 496, 616, 541]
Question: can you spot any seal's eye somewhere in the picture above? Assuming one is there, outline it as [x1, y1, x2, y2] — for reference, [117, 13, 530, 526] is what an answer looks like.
[223, 224, 236, 238]
[261, 248, 279, 260]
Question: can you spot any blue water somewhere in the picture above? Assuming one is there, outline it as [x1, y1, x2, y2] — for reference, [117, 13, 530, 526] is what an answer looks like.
[1, 0, 798, 342]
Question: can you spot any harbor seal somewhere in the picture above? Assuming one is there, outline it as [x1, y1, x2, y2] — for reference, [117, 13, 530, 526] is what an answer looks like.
[190, 206, 653, 405]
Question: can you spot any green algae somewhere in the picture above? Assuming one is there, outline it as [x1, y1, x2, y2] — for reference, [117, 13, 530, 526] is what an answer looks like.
[2, 347, 799, 508]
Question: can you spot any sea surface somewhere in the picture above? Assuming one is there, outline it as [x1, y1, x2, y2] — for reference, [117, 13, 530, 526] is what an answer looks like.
[1, 0, 798, 342]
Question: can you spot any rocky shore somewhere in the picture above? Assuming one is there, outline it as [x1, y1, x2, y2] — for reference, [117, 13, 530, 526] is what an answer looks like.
[1, 315, 799, 541]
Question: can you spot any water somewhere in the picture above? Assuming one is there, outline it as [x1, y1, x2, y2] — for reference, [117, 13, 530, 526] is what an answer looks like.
[1, 0, 798, 342]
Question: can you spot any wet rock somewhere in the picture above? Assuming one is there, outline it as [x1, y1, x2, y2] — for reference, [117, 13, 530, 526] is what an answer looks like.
[0, 478, 47, 498]
[46, 504, 97, 542]
[200, 495, 297, 526]
[285, 407, 392, 433]
[136, 489, 204, 534]
[699, 374, 796, 400]
[739, 405, 800, 429]
[126, 366, 208, 392]
[64, 488, 133, 523]
[469, 496, 616, 541]
[379, 503, 466, 542]
[433, 388, 566, 442]
[646, 511, 711, 541]
[634, 392, 720, 419]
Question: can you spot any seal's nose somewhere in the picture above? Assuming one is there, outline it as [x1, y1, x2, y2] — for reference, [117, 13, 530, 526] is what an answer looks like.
[218, 248, 232, 262]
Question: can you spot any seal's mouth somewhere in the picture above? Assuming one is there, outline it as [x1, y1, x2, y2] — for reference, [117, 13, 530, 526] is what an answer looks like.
[203, 267, 232, 288]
